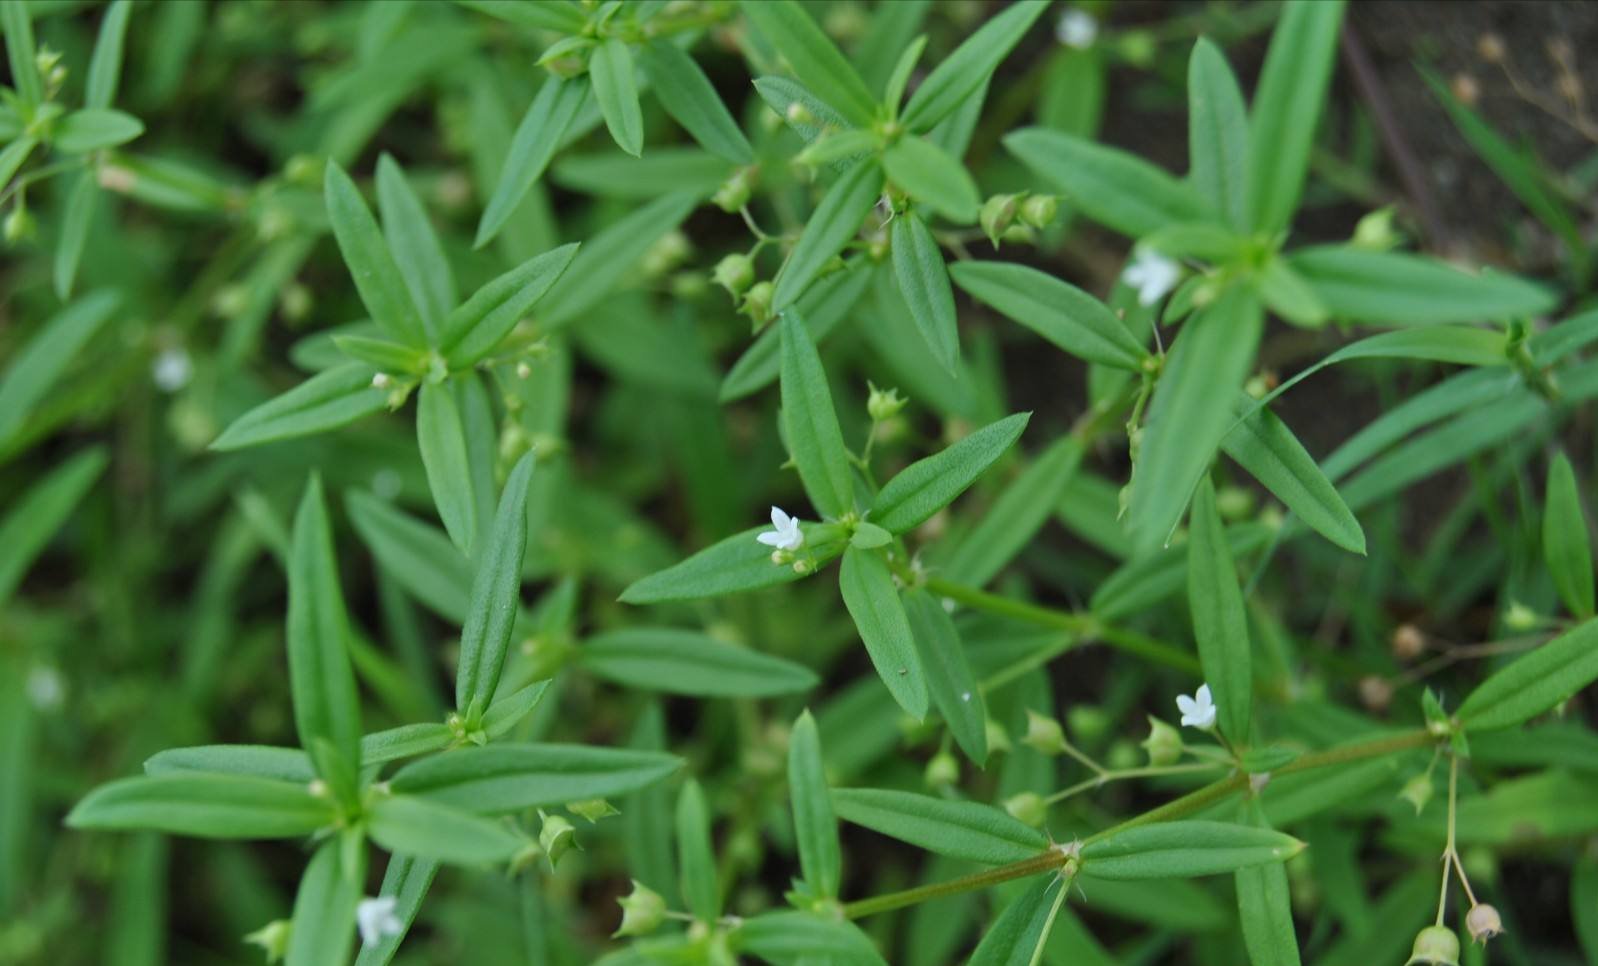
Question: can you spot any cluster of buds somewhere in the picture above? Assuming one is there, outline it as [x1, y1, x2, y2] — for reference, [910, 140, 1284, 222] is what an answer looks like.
[978, 192, 1060, 248]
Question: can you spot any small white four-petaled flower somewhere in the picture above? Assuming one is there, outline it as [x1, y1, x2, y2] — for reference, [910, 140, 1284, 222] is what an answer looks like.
[1123, 249, 1181, 306]
[356, 896, 403, 947]
[756, 506, 804, 552]
[1056, 9, 1098, 49]
[1176, 684, 1218, 730]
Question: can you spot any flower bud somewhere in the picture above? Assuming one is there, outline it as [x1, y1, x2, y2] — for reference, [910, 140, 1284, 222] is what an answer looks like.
[1358, 674, 1393, 713]
[1352, 206, 1401, 251]
[539, 813, 577, 868]
[1477, 32, 1505, 63]
[984, 719, 1011, 755]
[866, 383, 907, 422]
[3, 205, 36, 245]
[740, 280, 775, 328]
[979, 193, 1021, 247]
[1022, 709, 1068, 756]
[613, 880, 666, 937]
[1018, 194, 1059, 229]
[1004, 792, 1047, 827]
[568, 799, 620, 823]
[713, 253, 755, 298]
[1141, 715, 1183, 766]
[785, 102, 816, 127]
[1405, 925, 1460, 966]
[1503, 601, 1539, 632]
[924, 751, 959, 788]
[1067, 705, 1109, 744]
[244, 919, 292, 963]
[714, 166, 756, 212]
[642, 230, 692, 277]
[1465, 903, 1503, 945]
[1214, 486, 1255, 522]
[1392, 623, 1427, 661]
[1397, 772, 1433, 815]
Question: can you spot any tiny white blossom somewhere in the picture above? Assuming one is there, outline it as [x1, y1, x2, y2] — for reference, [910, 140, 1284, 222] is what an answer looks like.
[1176, 684, 1217, 730]
[1056, 9, 1098, 49]
[1123, 249, 1181, 306]
[151, 347, 193, 393]
[27, 666, 65, 710]
[756, 506, 804, 552]
[356, 896, 403, 947]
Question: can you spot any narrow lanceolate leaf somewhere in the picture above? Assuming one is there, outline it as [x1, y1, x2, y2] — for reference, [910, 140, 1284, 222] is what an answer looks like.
[1188, 479, 1253, 746]
[967, 875, 1067, 966]
[1544, 453, 1595, 618]
[1221, 397, 1366, 555]
[737, 912, 888, 966]
[753, 76, 854, 146]
[287, 477, 363, 778]
[211, 363, 387, 451]
[1081, 821, 1303, 879]
[367, 794, 525, 866]
[476, 76, 590, 248]
[454, 0, 586, 32]
[145, 744, 315, 783]
[578, 627, 818, 697]
[590, 38, 644, 156]
[900, 0, 1048, 132]
[1235, 799, 1302, 966]
[1245, 0, 1346, 233]
[871, 413, 1030, 534]
[774, 160, 884, 312]
[1187, 37, 1249, 229]
[287, 837, 363, 966]
[390, 743, 682, 813]
[950, 261, 1147, 370]
[780, 310, 857, 518]
[891, 212, 959, 373]
[324, 162, 428, 346]
[67, 774, 336, 839]
[1005, 128, 1214, 238]
[54, 170, 98, 300]
[944, 435, 1084, 587]
[376, 154, 455, 337]
[839, 548, 929, 719]
[0, 446, 106, 609]
[540, 191, 700, 328]
[789, 710, 842, 898]
[454, 452, 535, 717]
[619, 524, 835, 603]
[739, 0, 878, 126]
[0, 138, 37, 191]
[1289, 245, 1558, 325]
[904, 589, 987, 764]
[85, 0, 133, 109]
[831, 788, 1047, 864]
[1130, 285, 1262, 553]
[0, 290, 120, 451]
[416, 383, 478, 554]
[2, 0, 42, 108]
[638, 40, 753, 164]
[883, 136, 980, 224]
[347, 491, 473, 622]
[677, 779, 721, 920]
[1458, 617, 1598, 731]
[352, 856, 438, 966]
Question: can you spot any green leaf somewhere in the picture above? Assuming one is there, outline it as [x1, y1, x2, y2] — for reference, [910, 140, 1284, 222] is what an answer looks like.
[454, 0, 587, 32]
[780, 309, 857, 518]
[737, 912, 887, 966]
[677, 778, 720, 920]
[416, 382, 478, 555]
[1544, 453, 1594, 618]
[1221, 397, 1366, 555]
[67, 774, 336, 839]
[85, 0, 133, 109]
[0, 446, 106, 609]
[831, 788, 1047, 864]
[1092, 522, 1272, 623]
[1289, 246, 1558, 325]
[0, 137, 37, 191]
[1188, 478, 1253, 746]
[1458, 617, 1598, 731]
[883, 135, 980, 224]
[325, 161, 428, 346]
[54, 168, 97, 301]
[638, 40, 753, 164]
[0, 290, 120, 452]
[1255, 256, 1328, 327]
[1081, 820, 1303, 879]
[950, 261, 1148, 370]
[352, 856, 438, 966]
[540, 190, 701, 328]
[754, 75, 853, 146]
[1235, 799, 1302, 966]
[553, 147, 733, 199]
[967, 875, 1067, 966]
[145, 744, 314, 783]
[774, 160, 883, 312]
[590, 38, 644, 157]
[287, 477, 363, 783]
[839, 548, 929, 719]
[720, 257, 872, 403]
[578, 627, 818, 697]
[739, 0, 878, 126]
[943, 435, 1084, 587]
[788, 710, 841, 898]
[904, 588, 987, 764]
[2, 0, 41, 108]
[211, 363, 388, 451]
[347, 490, 472, 622]
[1187, 37, 1249, 230]
[331, 334, 430, 374]
[376, 154, 454, 337]
[368, 794, 525, 866]
[440, 243, 578, 367]
[900, 0, 1048, 132]
[388, 743, 682, 813]
[1005, 127, 1214, 238]
[287, 837, 363, 966]
[475, 76, 590, 248]
[619, 524, 837, 604]
[881, 35, 926, 114]
[891, 212, 959, 373]
[1129, 285, 1262, 553]
[871, 413, 1030, 534]
[454, 451, 535, 717]
[1244, 0, 1346, 233]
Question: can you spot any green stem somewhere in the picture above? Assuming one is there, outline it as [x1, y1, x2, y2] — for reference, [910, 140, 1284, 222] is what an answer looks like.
[843, 850, 1068, 920]
[1043, 762, 1224, 807]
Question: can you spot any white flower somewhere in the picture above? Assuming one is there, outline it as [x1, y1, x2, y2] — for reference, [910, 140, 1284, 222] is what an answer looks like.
[1056, 9, 1098, 49]
[756, 506, 804, 552]
[151, 347, 193, 393]
[27, 666, 65, 710]
[1176, 684, 1218, 730]
[356, 896, 403, 947]
[1123, 249, 1181, 306]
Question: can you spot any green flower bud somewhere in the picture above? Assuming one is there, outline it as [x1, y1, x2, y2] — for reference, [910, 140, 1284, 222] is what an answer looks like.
[866, 382, 907, 422]
[979, 193, 1022, 247]
[4, 204, 36, 245]
[740, 280, 775, 329]
[1018, 194, 1059, 229]
[1003, 791, 1047, 827]
[785, 102, 816, 127]
[283, 153, 324, 186]
[244, 920, 292, 963]
[714, 166, 757, 213]
[984, 719, 1012, 755]
[1214, 486, 1255, 522]
[1141, 715, 1183, 766]
[539, 813, 578, 868]
[1105, 739, 1139, 771]
[1118, 30, 1156, 68]
[713, 253, 755, 298]
[613, 880, 666, 938]
[1352, 206, 1401, 251]
[642, 230, 692, 277]
[1022, 709, 1068, 756]
[1405, 925, 1460, 966]
[1503, 601, 1539, 632]
[924, 751, 959, 788]
[568, 798, 620, 823]
[1067, 706, 1109, 744]
[1397, 772, 1433, 815]
[1465, 904, 1503, 945]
